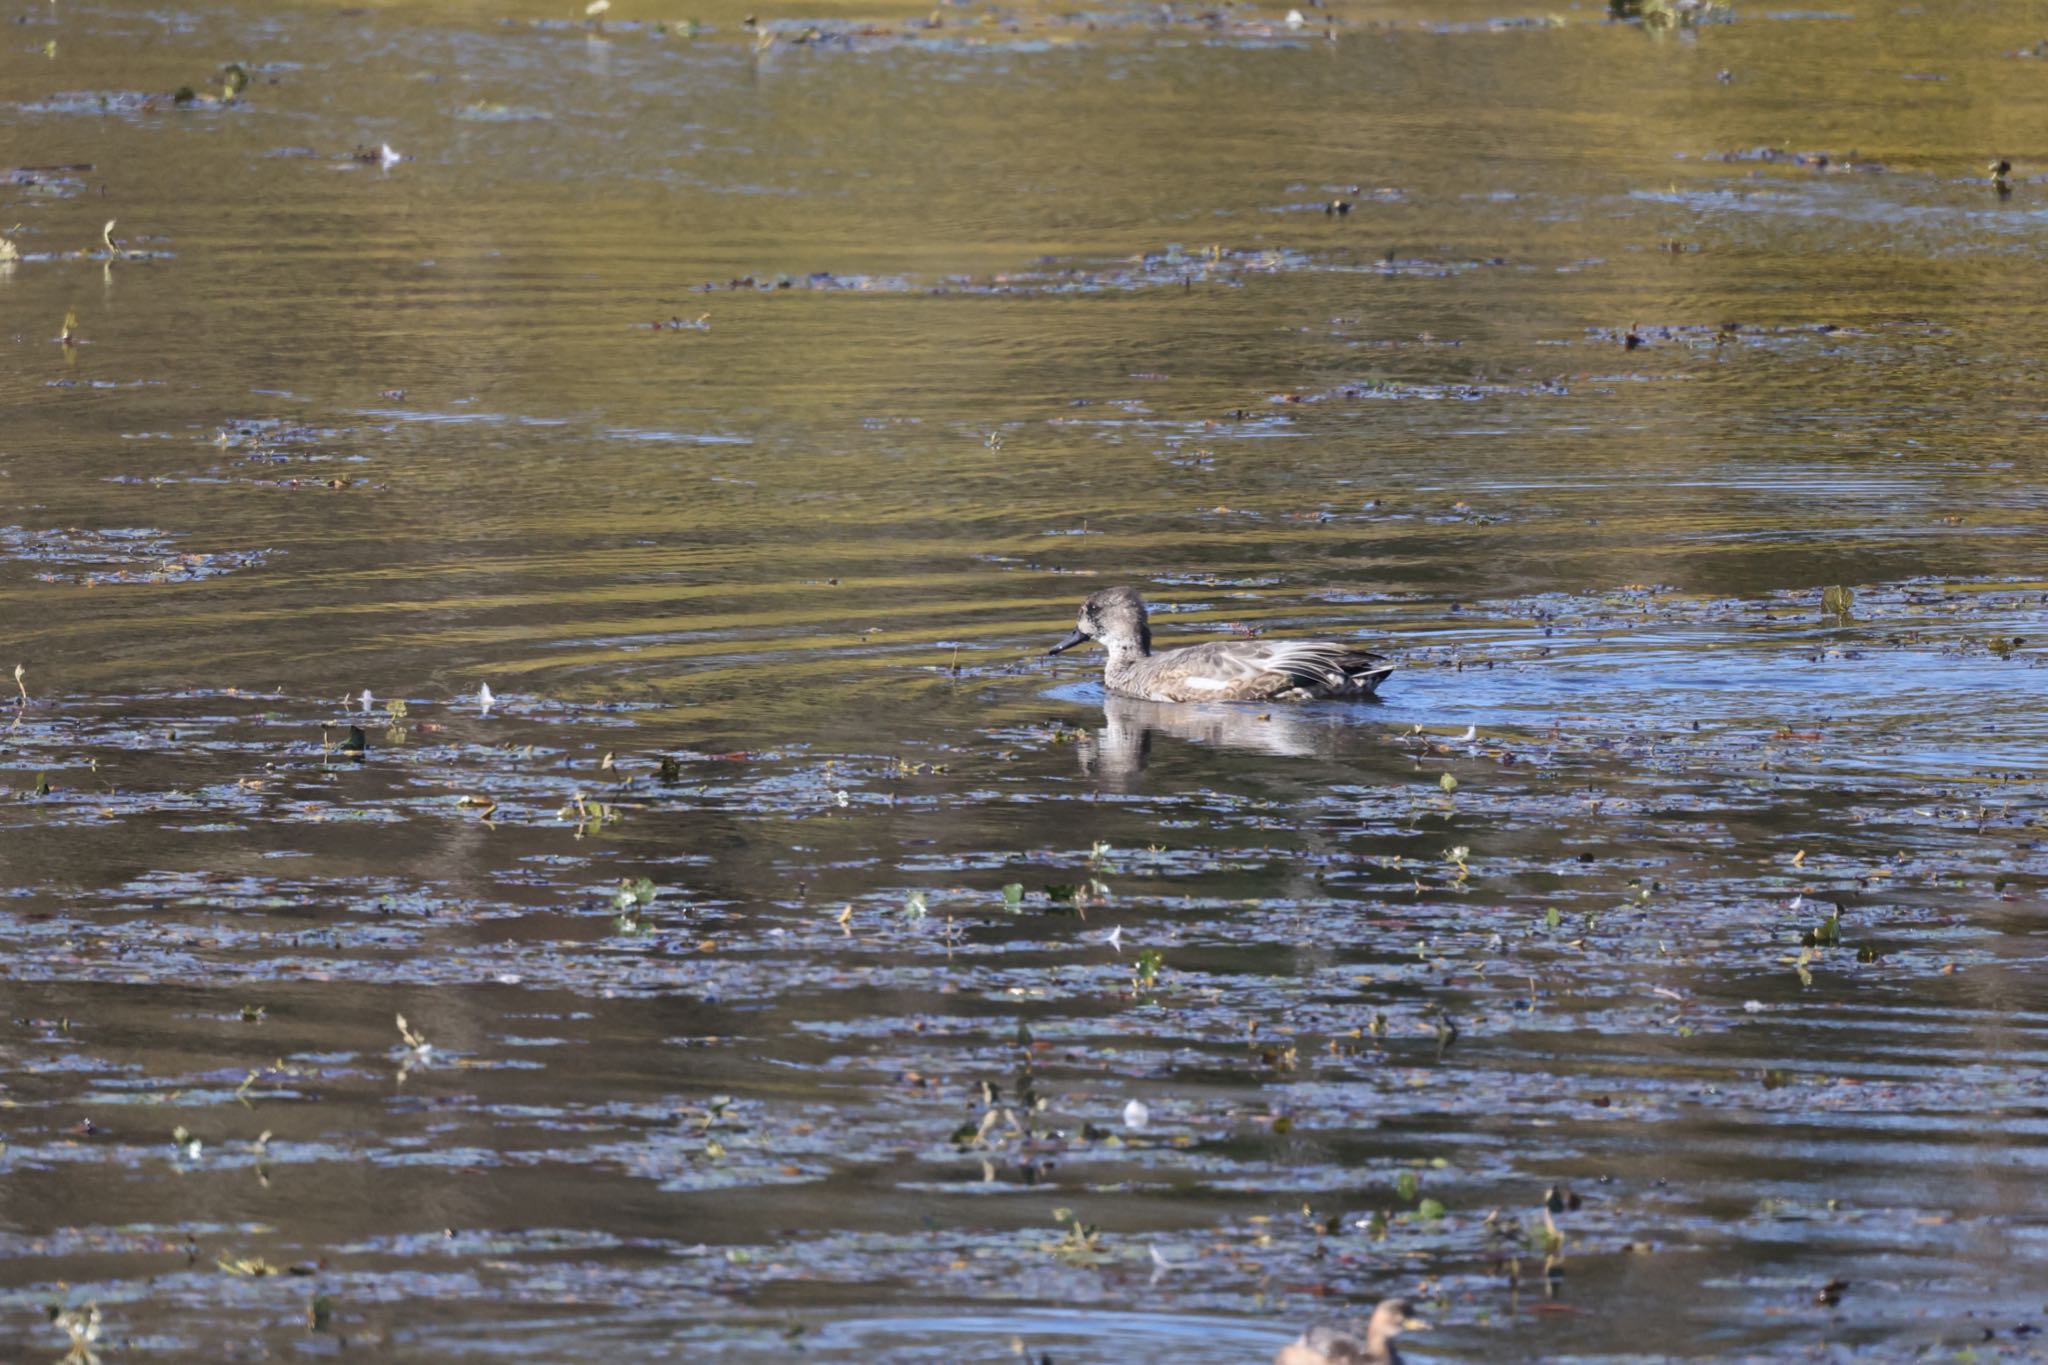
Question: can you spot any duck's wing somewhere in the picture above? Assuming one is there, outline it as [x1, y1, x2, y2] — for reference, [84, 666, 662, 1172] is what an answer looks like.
[1259, 640, 1392, 692]
[1165, 640, 1389, 699]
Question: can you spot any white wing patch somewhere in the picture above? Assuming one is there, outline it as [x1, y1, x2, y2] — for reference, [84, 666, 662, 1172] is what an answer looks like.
[1181, 677, 1228, 691]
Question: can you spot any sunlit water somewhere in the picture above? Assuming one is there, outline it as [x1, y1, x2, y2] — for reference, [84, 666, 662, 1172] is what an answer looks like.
[2, 0, 2045, 1360]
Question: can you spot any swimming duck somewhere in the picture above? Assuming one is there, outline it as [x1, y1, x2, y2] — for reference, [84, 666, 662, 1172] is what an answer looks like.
[1275, 1299, 1429, 1365]
[1046, 586, 1392, 702]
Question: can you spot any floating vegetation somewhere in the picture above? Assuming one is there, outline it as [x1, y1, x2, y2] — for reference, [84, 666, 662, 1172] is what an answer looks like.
[678, 243, 1512, 301]
[1583, 319, 1904, 350]
[504, 2, 1338, 52]
[1697, 146, 1889, 173]
[1609, 0, 1735, 27]
[0, 525, 277, 585]
[1269, 375, 1572, 405]
[2, 163, 90, 200]
[1, 617, 2042, 1354]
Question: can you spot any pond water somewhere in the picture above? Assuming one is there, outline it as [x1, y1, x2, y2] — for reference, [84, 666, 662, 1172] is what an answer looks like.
[3, 0, 2046, 1360]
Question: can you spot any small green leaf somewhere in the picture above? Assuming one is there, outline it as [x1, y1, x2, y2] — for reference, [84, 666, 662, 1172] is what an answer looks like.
[1804, 906, 1842, 947]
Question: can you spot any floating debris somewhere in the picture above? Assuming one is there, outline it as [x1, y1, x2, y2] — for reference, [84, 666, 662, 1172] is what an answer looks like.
[0, 525, 277, 585]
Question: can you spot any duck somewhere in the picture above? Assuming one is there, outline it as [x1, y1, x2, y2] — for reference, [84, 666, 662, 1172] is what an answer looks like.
[1046, 586, 1392, 703]
[1275, 1299, 1430, 1365]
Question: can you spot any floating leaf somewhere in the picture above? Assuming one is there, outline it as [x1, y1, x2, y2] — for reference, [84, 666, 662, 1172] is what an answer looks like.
[218, 1255, 277, 1276]
[395, 1014, 430, 1051]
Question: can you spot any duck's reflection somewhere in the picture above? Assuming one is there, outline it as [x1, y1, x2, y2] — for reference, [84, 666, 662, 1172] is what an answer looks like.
[1080, 693, 1371, 784]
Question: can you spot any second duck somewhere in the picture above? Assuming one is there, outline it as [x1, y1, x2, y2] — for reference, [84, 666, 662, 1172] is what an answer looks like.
[1047, 586, 1393, 703]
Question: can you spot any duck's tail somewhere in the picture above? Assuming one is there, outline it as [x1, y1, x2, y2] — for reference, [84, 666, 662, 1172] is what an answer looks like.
[1336, 654, 1395, 696]
[1266, 642, 1394, 698]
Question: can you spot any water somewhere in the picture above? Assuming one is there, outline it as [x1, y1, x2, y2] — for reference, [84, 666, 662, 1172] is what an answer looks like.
[3, 0, 2046, 1360]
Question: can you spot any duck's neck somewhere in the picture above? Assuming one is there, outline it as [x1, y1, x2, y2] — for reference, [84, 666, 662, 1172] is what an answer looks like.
[1098, 631, 1148, 692]
[1101, 629, 1149, 672]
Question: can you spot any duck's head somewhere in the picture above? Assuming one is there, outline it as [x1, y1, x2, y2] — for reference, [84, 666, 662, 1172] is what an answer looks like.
[1367, 1299, 1430, 1347]
[1047, 586, 1151, 657]
[1278, 1300, 1429, 1365]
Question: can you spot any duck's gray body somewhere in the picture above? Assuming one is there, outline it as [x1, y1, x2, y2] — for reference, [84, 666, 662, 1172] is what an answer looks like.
[1275, 1300, 1427, 1365]
[1048, 586, 1392, 703]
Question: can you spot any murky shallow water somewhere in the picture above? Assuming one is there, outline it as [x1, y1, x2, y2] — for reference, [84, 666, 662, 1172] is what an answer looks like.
[4, 0, 2046, 1360]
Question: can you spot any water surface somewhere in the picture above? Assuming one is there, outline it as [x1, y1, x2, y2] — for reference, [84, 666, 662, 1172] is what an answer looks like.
[3, 0, 2045, 1360]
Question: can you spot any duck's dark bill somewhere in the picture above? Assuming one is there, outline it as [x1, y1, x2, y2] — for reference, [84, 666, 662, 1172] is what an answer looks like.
[1046, 629, 1090, 656]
